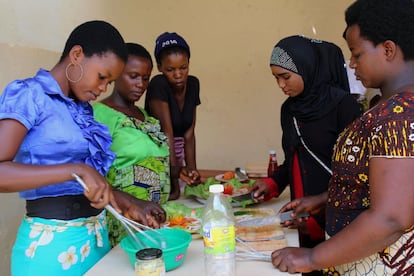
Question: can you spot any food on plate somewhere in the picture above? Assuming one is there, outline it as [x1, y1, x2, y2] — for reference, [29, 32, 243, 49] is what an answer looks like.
[161, 202, 202, 235]
[222, 171, 235, 180]
[184, 176, 256, 207]
[167, 215, 201, 232]
[223, 184, 234, 195]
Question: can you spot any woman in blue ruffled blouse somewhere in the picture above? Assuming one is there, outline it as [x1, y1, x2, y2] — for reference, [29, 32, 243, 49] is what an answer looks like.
[0, 21, 165, 276]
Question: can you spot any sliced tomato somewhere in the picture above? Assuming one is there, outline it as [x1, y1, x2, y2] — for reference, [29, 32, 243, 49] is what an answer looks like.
[223, 184, 234, 195]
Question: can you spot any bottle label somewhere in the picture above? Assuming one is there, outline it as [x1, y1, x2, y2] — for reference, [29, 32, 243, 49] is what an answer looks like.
[135, 258, 165, 276]
[203, 225, 235, 254]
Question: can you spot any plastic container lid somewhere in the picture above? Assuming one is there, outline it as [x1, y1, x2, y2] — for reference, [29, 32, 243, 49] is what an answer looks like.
[269, 150, 276, 155]
[209, 184, 224, 193]
[136, 248, 163, 260]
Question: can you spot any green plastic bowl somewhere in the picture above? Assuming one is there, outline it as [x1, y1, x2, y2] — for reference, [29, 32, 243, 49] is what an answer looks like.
[120, 228, 192, 271]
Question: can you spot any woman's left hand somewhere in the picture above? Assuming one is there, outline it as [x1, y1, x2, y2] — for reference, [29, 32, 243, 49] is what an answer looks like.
[136, 199, 167, 227]
[179, 167, 201, 186]
[271, 247, 315, 273]
[113, 190, 166, 228]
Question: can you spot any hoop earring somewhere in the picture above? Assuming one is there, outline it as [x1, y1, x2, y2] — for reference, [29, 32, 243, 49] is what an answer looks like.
[65, 63, 84, 83]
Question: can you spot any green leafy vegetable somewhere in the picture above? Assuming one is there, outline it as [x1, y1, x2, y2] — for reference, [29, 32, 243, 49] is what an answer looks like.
[161, 201, 203, 219]
[183, 177, 256, 207]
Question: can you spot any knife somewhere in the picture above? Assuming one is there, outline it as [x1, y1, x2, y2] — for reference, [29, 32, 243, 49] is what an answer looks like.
[231, 192, 254, 202]
[236, 210, 310, 227]
[279, 210, 309, 223]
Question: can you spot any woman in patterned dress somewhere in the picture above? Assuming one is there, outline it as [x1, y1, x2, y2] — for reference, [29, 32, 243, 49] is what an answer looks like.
[93, 43, 169, 246]
[270, 0, 414, 275]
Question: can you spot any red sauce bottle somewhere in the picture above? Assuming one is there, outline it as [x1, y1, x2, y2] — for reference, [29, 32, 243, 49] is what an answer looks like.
[267, 150, 278, 177]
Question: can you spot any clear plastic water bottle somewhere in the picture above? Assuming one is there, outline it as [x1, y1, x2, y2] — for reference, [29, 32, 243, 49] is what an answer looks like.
[202, 184, 236, 276]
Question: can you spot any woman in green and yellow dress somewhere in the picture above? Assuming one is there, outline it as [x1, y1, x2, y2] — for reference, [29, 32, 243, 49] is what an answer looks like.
[94, 43, 169, 246]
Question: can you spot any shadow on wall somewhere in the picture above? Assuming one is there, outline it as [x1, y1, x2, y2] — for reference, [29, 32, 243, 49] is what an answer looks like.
[0, 193, 25, 276]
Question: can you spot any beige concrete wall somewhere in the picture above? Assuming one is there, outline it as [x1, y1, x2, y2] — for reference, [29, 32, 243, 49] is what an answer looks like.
[0, 0, 354, 274]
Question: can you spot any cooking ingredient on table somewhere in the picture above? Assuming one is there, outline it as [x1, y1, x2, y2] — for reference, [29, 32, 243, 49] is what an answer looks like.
[135, 248, 165, 276]
[184, 176, 256, 207]
[202, 184, 236, 276]
[222, 171, 235, 180]
[162, 202, 202, 235]
[168, 216, 199, 228]
[267, 150, 278, 177]
[216, 169, 249, 183]
[234, 208, 286, 253]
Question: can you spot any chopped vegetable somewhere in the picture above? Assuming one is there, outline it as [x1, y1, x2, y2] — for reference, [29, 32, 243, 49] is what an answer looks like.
[223, 184, 234, 195]
[183, 176, 256, 207]
[223, 171, 235, 180]
[161, 202, 203, 235]
[169, 215, 185, 226]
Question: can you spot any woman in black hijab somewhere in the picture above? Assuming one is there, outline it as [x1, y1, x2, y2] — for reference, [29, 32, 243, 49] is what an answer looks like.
[252, 35, 361, 276]
[275, 35, 351, 121]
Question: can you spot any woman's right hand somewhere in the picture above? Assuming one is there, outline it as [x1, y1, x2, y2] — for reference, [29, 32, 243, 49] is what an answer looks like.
[73, 165, 116, 210]
[250, 179, 270, 202]
[278, 192, 327, 226]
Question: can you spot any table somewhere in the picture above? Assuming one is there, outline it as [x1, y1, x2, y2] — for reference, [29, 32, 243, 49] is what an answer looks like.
[86, 170, 299, 276]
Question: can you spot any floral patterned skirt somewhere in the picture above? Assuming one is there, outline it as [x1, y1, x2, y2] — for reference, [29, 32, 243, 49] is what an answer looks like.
[324, 230, 414, 275]
[11, 211, 110, 276]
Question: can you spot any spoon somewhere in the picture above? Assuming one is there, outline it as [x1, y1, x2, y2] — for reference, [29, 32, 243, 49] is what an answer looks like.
[235, 167, 249, 182]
